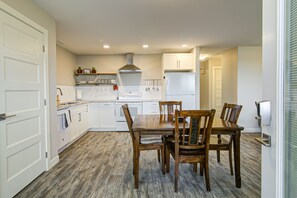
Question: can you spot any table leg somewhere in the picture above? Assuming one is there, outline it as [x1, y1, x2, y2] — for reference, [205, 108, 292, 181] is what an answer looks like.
[233, 131, 241, 188]
[134, 132, 140, 189]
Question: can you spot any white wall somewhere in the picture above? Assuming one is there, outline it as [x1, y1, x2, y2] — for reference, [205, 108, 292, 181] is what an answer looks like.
[1, 0, 59, 163]
[56, 45, 77, 86]
[237, 46, 262, 132]
[262, 0, 278, 197]
[221, 48, 238, 104]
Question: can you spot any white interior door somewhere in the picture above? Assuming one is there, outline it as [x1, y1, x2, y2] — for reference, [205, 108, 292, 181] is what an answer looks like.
[0, 10, 47, 198]
[212, 66, 222, 117]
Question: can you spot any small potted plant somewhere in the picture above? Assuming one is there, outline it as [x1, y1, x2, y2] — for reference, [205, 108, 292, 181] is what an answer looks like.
[76, 67, 83, 74]
[91, 67, 97, 74]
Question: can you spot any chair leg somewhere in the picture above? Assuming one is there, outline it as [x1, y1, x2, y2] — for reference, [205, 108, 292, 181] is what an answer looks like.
[157, 150, 161, 163]
[200, 163, 204, 176]
[166, 145, 170, 173]
[132, 143, 135, 175]
[217, 150, 221, 163]
[193, 163, 197, 173]
[161, 146, 165, 174]
[204, 161, 211, 191]
[229, 139, 234, 175]
[217, 134, 221, 163]
[174, 161, 179, 192]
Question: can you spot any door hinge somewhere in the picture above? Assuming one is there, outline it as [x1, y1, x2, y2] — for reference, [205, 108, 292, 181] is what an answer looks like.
[43, 45, 45, 52]
[44, 99, 46, 106]
[45, 152, 48, 158]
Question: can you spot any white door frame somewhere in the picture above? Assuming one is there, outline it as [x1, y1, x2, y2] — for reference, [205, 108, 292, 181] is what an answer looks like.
[211, 66, 222, 116]
[0, 2, 51, 170]
[276, 0, 285, 197]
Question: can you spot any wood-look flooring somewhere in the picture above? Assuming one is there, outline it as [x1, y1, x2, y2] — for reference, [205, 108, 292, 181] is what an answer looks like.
[15, 132, 261, 198]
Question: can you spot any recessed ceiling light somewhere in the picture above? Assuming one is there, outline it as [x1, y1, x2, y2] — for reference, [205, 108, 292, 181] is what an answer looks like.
[142, 44, 149, 48]
[103, 45, 110, 49]
[182, 44, 188, 47]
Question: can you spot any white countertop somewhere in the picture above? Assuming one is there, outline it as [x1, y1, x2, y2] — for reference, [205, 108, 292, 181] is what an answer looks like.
[57, 98, 162, 111]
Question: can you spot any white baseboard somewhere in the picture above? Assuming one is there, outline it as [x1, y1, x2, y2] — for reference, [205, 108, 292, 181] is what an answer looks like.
[243, 127, 261, 133]
[47, 155, 59, 171]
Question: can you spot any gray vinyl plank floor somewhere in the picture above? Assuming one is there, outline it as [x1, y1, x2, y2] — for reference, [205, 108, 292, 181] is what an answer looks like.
[15, 132, 261, 198]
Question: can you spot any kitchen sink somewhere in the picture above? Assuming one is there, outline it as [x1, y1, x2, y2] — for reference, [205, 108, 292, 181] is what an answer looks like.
[57, 101, 82, 110]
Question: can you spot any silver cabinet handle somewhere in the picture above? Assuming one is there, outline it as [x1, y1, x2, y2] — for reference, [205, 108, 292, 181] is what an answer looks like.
[0, 113, 16, 121]
[255, 133, 271, 147]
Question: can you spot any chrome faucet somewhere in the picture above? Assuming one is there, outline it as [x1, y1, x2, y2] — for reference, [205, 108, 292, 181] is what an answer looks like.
[56, 87, 63, 105]
[57, 87, 63, 96]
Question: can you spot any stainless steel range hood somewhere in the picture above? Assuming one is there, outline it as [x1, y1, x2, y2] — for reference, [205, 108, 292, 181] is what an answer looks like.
[118, 53, 142, 73]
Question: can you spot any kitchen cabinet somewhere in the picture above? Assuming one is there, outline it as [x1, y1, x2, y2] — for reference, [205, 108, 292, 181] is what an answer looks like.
[57, 104, 89, 152]
[143, 101, 160, 115]
[163, 53, 194, 71]
[88, 102, 116, 131]
[70, 105, 89, 141]
[57, 112, 71, 150]
[88, 103, 100, 129]
[99, 102, 116, 130]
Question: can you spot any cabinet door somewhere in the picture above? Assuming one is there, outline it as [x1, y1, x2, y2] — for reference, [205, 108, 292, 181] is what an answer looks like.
[178, 54, 194, 70]
[143, 102, 159, 115]
[163, 54, 178, 70]
[88, 103, 100, 129]
[99, 107, 116, 129]
[79, 111, 88, 134]
[70, 113, 80, 141]
[57, 114, 67, 149]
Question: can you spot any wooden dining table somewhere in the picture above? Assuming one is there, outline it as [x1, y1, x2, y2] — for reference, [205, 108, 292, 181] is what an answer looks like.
[132, 114, 244, 189]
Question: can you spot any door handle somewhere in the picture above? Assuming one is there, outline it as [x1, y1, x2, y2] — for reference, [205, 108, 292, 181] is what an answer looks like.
[0, 113, 16, 121]
[255, 133, 271, 147]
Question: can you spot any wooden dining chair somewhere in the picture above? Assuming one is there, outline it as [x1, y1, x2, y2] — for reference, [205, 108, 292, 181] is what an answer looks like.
[159, 101, 182, 161]
[159, 101, 182, 120]
[209, 103, 242, 175]
[166, 109, 216, 192]
[122, 104, 165, 181]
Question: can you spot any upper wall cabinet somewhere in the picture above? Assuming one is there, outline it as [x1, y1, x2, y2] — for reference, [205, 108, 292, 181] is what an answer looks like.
[163, 53, 194, 71]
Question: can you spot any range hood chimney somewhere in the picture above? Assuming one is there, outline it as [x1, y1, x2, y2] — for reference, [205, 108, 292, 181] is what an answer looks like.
[118, 53, 142, 73]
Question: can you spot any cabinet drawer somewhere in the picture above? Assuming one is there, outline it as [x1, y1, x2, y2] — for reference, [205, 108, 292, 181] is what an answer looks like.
[99, 102, 115, 108]
[71, 105, 88, 114]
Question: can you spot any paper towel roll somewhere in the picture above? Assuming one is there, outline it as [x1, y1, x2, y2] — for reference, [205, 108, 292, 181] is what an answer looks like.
[76, 90, 82, 100]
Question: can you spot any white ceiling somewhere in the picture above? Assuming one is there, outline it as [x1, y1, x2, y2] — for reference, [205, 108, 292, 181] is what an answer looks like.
[33, 0, 262, 55]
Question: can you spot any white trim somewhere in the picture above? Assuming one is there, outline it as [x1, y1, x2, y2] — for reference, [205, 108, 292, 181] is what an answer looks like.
[48, 156, 60, 170]
[242, 127, 261, 133]
[276, 0, 285, 197]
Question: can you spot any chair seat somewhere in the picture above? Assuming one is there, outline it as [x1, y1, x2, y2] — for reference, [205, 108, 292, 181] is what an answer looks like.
[140, 135, 162, 144]
[167, 141, 206, 156]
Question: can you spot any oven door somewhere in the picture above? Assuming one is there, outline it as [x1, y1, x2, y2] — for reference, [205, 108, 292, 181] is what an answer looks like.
[116, 102, 142, 121]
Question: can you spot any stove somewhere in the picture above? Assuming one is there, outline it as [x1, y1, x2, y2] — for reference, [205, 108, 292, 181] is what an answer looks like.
[116, 91, 143, 131]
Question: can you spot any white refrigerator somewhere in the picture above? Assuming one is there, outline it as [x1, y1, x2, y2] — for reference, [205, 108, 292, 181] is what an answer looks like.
[165, 72, 196, 110]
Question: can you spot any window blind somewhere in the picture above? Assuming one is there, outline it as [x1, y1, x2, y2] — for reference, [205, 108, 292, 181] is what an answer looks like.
[285, 0, 297, 197]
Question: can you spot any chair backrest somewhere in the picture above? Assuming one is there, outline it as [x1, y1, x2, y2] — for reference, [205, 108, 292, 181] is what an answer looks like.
[174, 109, 216, 151]
[122, 104, 134, 138]
[159, 101, 182, 115]
[220, 103, 242, 124]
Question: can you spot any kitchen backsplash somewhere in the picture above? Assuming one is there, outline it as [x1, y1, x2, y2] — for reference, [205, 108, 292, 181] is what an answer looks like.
[57, 85, 76, 102]
[57, 85, 163, 102]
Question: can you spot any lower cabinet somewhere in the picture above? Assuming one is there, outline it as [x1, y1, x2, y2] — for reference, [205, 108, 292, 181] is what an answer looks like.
[99, 103, 116, 130]
[89, 102, 116, 131]
[143, 101, 160, 114]
[57, 113, 71, 150]
[57, 104, 89, 152]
